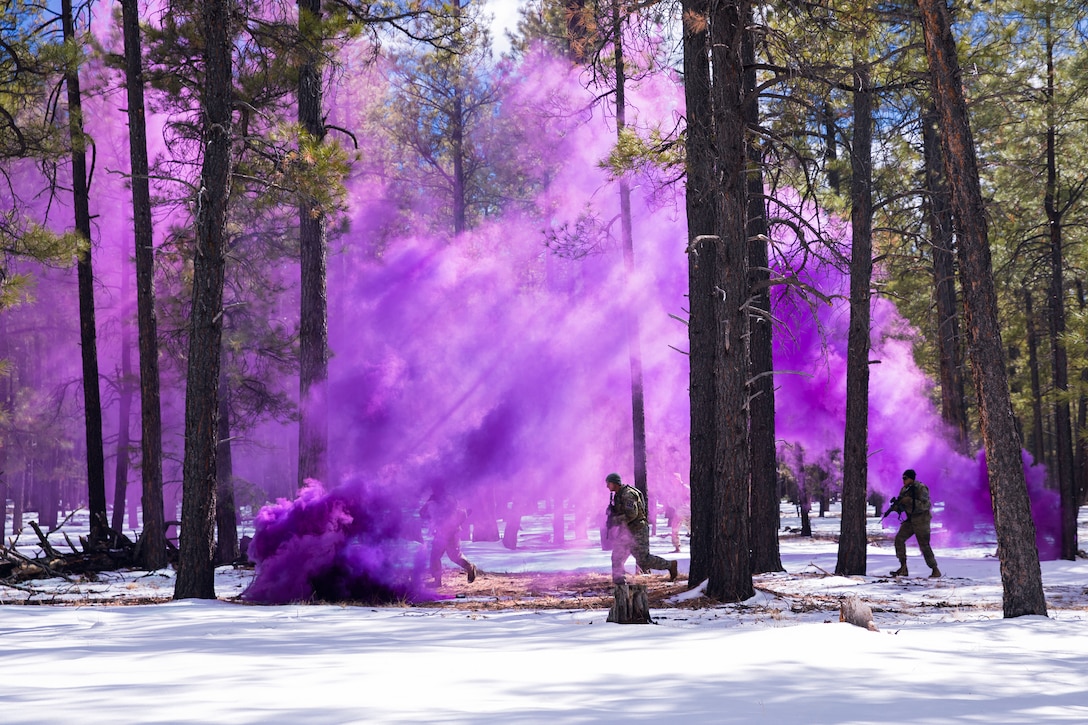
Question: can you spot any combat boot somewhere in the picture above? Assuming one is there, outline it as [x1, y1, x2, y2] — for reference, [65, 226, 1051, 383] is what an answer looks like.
[889, 565, 908, 577]
[668, 560, 678, 582]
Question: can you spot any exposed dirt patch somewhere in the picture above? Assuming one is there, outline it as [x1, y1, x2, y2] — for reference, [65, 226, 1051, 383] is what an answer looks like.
[416, 570, 699, 611]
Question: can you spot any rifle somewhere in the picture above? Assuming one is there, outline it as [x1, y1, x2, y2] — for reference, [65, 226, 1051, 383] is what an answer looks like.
[880, 496, 900, 520]
[605, 502, 622, 530]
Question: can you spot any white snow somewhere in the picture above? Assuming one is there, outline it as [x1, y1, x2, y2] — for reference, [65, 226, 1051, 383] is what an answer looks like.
[2, 504, 1087, 724]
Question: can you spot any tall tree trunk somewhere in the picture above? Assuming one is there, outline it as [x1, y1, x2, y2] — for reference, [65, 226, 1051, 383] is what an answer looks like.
[450, 1, 467, 235]
[216, 362, 238, 564]
[798, 455, 812, 537]
[682, 0, 718, 589]
[1042, 17, 1077, 561]
[111, 259, 133, 535]
[916, 0, 1046, 617]
[61, 0, 107, 543]
[13, 465, 24, 531]
[1074, 281, 1088, 505]
[744, 12, 782, 574]
[700, 0, 753, 602]
[41, 463, 59, 529]
[611, 0, 649, 502]
[468, 487, 500, 542]
[1023, 289, 1047, 466]
[1, 315, 10, 541]
[120, 0, 167, 570]
[921, 107, 969, 451]
[175, 0, 235, 600]
[451, 92, 467, 234]
[297, 0, 330, 488]
[837, 53, 872, 577]
[551, 497, 565, 545]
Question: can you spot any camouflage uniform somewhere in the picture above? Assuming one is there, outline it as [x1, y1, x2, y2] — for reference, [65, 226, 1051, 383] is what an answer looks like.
[420, 491, 477, 586]
[605, 476, 676, 584]
[889, 472, 940, 577]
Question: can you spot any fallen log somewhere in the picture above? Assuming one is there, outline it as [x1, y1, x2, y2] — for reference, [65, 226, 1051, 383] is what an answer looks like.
[0, 544, 73, 583]
[1, 520, 139, 583]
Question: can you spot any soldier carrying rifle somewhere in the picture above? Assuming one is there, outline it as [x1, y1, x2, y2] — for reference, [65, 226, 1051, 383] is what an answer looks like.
[883, 469, 942, 579]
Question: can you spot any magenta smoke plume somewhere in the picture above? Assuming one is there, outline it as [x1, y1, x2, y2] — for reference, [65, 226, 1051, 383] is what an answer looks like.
[767, 192, 1060, 558]
[243, 478, 430, 603]
[241, 46, 1063, 603]
[6, 12, 1060, 603]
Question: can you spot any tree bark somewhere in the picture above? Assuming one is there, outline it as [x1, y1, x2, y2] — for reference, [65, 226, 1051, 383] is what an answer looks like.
[175, 0, 235, 600]
[699, 0, 753, 602]
[297, 0, 330, 488]
[921, 107, 968, 452]
[450, 1, 467, 235]
[0, 316, 8, 541]
[1074, 281, 1088, 505]
[111, 261, 133, 535]
[1042, 19, 1076, 560]
[685, 0, 756, 600]
[836, 54, 872, 577]
[215, 362, 238, 564]
[744, 10, 781, 575]
[607, 583, 651, 624]
[1023, 289, 1046, 466]
[120, 0, 167, 570]
[611, 0, 649, 503]
[61, 0, 108, 543]
[683, 0, 717, 589]
[552, 497, 565, 546]
[916, 0, 1046, 617]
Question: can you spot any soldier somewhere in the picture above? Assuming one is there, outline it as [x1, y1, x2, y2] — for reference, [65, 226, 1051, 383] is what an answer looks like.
[887, 469, 942, 578]
[419, 487, 478, 587]
[665, 472, 691, 553]
[604, 472, 678, 585]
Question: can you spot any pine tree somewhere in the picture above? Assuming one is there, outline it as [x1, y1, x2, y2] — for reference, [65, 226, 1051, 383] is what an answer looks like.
[916, 0, 1047, 618]
[175, 0, 237, 600]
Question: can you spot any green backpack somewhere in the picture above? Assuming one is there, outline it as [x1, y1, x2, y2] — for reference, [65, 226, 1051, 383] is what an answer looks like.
[624, 485, 648, 522]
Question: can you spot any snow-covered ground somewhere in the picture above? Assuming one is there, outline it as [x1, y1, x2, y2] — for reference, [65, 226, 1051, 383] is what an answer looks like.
[2, 503, 1087, 723]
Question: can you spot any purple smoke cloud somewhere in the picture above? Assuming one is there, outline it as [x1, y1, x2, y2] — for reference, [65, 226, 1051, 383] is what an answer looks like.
[243, 478, 429, 603]
[243, 50, 1058, 602]
[2, 19, 1059, 603]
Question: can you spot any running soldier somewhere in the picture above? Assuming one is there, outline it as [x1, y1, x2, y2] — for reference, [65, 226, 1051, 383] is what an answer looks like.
[420, 487, 478, 587]
[604, 473, 678, 585]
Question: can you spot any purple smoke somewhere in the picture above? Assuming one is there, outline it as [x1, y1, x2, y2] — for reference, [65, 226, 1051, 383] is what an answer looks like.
[767, 192, 1060, 558]
[243, 478, 430, 603]
[2, 19, 1059, 602]
[242, 52, 1058, 602]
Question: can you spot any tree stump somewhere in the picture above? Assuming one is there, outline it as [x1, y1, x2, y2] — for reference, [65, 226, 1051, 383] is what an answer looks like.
[607, 583, 651, 624]
[839, 595, 879, 631]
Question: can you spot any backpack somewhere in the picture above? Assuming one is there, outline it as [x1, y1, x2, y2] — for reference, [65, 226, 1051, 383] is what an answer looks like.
[623, 485, 648, 522]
